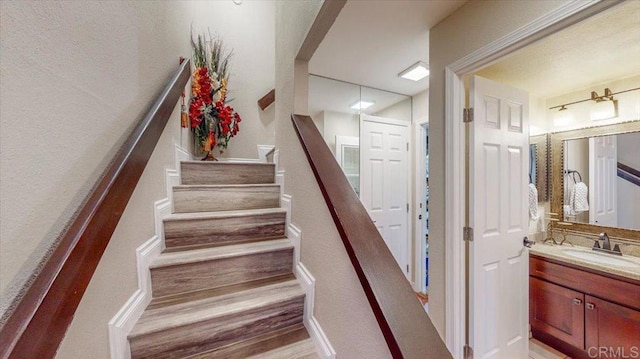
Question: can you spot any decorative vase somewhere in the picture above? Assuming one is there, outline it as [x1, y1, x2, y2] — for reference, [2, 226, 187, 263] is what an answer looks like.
[201, 151, 218, 161]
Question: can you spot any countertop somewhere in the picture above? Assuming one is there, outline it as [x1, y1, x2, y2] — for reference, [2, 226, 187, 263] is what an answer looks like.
[530, 244, 640, 281]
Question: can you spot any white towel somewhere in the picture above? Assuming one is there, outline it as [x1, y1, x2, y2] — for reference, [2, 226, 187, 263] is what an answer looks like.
[529, 183, 539, 220]
[570, 182, 589, 213]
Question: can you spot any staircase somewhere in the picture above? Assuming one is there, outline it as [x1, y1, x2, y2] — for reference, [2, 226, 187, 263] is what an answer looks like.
[127, 161, 319, 359]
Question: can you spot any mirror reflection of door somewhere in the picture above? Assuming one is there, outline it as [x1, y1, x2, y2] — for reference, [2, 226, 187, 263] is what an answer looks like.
[563, 131, 640, 230]
[360, 114, 410, 277]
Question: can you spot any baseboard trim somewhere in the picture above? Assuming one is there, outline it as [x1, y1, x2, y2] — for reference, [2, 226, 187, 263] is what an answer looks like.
[108, 143, 187, 359]
[107, 209, 165, 359]
[279, 156, 336, 359]
[297, 263, 336, 359]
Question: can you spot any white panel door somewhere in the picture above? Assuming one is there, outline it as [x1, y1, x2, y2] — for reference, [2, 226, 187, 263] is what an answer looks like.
[589, 135, 618, 226]
[469, 76, 529, 359]
[360, 115, 410, 277]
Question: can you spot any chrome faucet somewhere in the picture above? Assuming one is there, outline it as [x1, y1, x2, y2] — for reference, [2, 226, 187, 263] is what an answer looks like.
[593, 232, 622, 255]
[600, 232, 612, 250]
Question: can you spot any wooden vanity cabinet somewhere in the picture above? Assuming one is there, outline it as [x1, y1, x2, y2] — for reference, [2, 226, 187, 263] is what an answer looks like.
[530, 277, 584, 349]
[585, 295, 640, 357]
[529, 255, 640, 359]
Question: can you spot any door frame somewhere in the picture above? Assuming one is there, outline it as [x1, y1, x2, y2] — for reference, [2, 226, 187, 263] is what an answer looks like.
[443, 1, 618, 357]
[414, 120, 428, 294]
[360, 114, 412, 279]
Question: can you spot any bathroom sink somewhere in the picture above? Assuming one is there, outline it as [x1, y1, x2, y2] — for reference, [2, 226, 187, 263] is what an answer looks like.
[561, 249, 640, 268]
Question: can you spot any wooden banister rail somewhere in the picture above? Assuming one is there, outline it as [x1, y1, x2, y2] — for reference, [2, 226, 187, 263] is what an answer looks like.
[257, 89, 275, 110]
[0, 59, 191, 359]
[291, 114, 451, 358]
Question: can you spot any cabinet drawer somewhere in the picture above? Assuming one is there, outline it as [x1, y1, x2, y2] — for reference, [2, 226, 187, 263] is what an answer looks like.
[530, 255, 640, 311]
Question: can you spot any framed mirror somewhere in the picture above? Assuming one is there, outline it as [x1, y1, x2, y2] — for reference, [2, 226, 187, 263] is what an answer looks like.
[550, 120, 640, 241]
[530, 134, 549, 202]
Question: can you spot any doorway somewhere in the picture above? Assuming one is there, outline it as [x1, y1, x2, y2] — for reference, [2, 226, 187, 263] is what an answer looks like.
[443, 2, 623, 358]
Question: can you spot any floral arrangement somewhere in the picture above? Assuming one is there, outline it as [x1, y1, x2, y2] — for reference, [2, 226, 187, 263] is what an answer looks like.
[189, 33, 242, 159]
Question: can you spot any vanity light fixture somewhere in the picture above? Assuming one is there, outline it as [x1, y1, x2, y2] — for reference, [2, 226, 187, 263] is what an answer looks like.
[398, 61, 429, 81]
[590, 88, 618, 121]
[350, 100, 375, 110]
[553, 105, 574, 127]
[549, 86, 639, 125]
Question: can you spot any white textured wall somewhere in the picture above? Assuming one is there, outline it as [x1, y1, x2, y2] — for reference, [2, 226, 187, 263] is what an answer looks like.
[0, 0, 275, 356]
[275, 1, 391, 357]
[429, 0, 571, 337]
[413, 90, 429, 123]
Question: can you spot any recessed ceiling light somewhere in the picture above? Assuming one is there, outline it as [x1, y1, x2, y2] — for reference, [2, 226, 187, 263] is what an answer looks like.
[399, 61, 429, 81]
[350, 100, 375, 110]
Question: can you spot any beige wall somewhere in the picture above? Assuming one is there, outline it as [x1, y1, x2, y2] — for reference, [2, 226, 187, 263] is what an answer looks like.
[428, 0, 571, 338]
[275, 1, 391, 357]
[0, 0, 275, 356]
[320, 110, 359, 155]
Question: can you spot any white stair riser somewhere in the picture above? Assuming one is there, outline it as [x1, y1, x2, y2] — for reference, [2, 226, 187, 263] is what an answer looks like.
[129, 296, 304, 359]
[164, 212, 286, 249]
[181, 162, 275, 185]
[173, 187, 280, 213]
[150, 249, 294, 298]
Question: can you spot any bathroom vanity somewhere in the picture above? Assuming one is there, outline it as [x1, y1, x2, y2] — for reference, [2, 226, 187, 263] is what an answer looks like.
[529, 245, 640, 359]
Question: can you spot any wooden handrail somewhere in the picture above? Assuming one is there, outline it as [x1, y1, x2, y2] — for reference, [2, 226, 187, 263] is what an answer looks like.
[291, 114, 451, 358]
[258, 89, 275, 110]
[0, 59, 191, 359]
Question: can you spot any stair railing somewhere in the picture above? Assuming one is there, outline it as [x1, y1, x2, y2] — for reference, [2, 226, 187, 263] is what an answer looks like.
[291, 114, 451, 358]
[0, 59, 191, 359]
[258, 89, 275, 110]
[618, 161, 640, 187]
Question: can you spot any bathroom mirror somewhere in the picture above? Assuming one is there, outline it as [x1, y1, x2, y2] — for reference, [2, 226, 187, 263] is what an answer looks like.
[550, 120, 640, 240]
[529, 134, 549, 203]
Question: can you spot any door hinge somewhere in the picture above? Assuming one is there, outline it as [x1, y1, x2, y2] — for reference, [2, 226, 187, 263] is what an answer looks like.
[407, 203, 409, 212]
[463, 226, 474, 242]
[463, 344, 473, 359]
[407, 142, 409, 151]
[463, 108, 474, 123]
[406, 264, 409, 273]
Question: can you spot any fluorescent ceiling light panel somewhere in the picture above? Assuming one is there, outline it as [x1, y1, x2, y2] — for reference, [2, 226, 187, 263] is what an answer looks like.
[399, 61, 429, 81]
[350, 100, 375, 110]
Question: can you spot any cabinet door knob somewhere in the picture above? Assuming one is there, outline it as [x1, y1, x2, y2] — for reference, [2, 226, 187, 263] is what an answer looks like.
[586, 303, 595, 310]
[573, 298, 582, 305]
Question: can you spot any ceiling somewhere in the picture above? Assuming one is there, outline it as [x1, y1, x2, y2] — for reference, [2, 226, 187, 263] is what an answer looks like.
[476, 0, 640, 100]
[309, 0, 466, 97]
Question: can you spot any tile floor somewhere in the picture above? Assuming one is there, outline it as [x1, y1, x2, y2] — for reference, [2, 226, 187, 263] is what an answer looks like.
[529, 338, 571, 359]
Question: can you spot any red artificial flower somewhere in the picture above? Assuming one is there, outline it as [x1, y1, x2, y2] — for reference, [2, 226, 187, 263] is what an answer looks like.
[189, 98, 204, 128]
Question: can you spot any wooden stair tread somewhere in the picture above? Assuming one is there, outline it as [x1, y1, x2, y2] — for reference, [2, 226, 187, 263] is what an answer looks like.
[129, 279, 303, 338]
[184, 323, 309, 359]
[181, 162, 275, 185]
[247, 338, 318, 359]
[164, 208, 286, 222]
[181, 160, 275, 165]
[147, 274, 296, 310]
[151, 238, 292, 268]
[173, 184, 280, 190]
